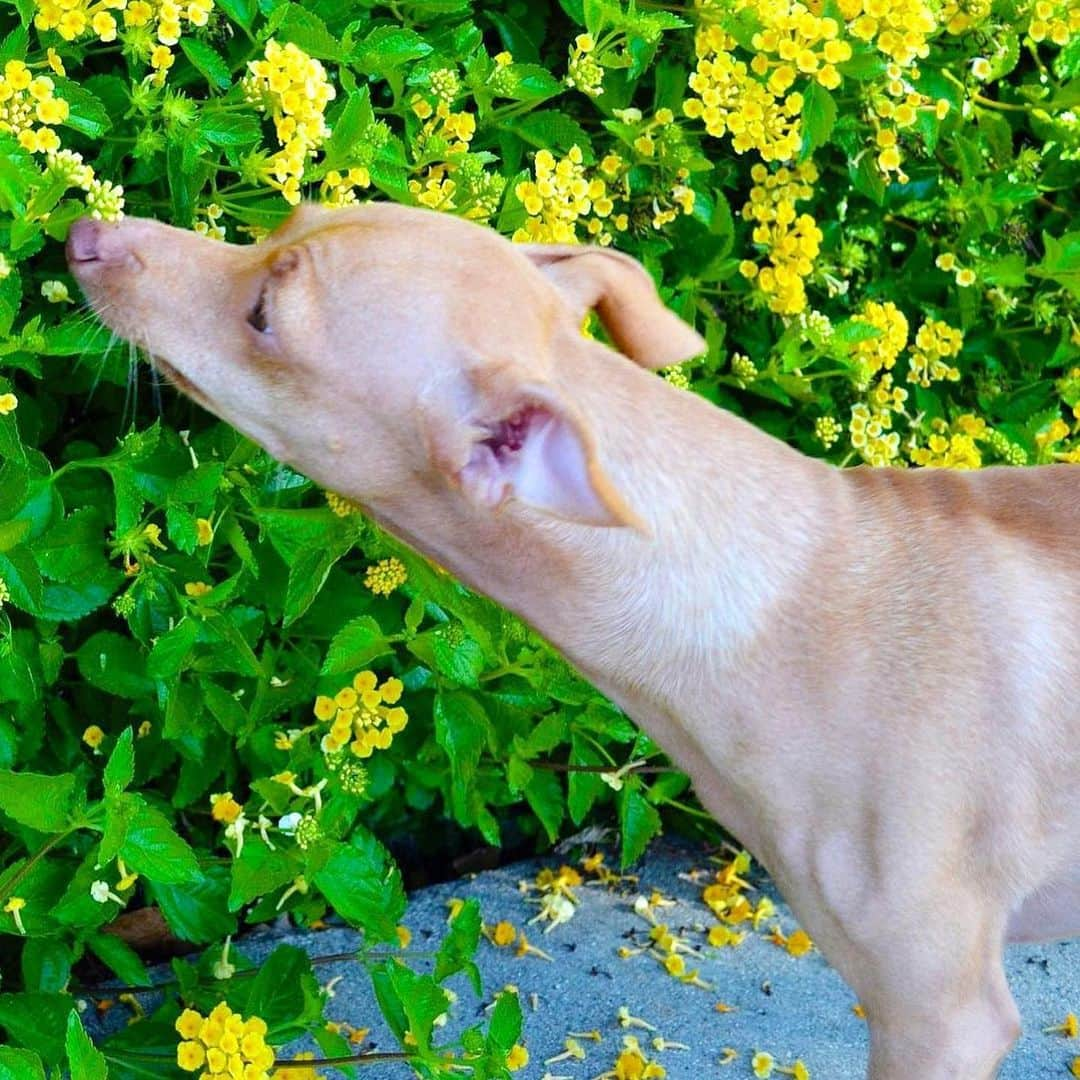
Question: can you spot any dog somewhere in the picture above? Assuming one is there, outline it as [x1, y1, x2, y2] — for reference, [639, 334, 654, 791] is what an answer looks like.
[68, 202, 1080, 1079]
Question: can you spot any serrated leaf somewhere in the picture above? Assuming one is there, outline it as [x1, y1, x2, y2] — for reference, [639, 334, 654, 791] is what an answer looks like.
[146, 618, 200, 679]
[619, 783, 662, 868]
[370, 961, 448, 1055]
[321, 615, 393, 676]
[103, 726, 135, 796]
[53, 79, 111, 138]
[0, 994, 70, 1066]
[77, 631, 155, 699]
[1031, 230, 1080, 298]
[0, 769, 77, 832]
[434, 896, 482, 992]
[312, 826, 405, 943]
[350, 25, 432, 74]
[800, 80, 836, 158]
[85, 931, 150, 987]
[150, 865, 236, 942]
[65, 1012, 106, 1080]
[434, 691, 490, 824]
[244, 944, 322, 1032]
[180, 37, 232, 90]
[120, 796, 203, 884]
[0, 1047, 45, 1080]
[272, 2, 344, 61]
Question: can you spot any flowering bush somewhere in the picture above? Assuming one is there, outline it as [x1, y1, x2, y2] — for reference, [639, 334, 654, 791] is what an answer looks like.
[0, 0, 1078, 1073]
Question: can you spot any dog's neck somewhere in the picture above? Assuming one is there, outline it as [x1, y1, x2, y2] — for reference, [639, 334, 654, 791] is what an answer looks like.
[369, 340, 839, 722]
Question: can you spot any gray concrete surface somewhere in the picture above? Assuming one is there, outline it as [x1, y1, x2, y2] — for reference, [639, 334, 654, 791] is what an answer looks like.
[89, 839, 1080, 1078]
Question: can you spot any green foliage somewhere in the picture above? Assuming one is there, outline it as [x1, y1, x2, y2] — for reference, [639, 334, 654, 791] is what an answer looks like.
[0, 0, 1077, 1073]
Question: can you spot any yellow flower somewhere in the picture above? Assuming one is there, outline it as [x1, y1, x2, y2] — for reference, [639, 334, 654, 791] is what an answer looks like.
[195, 518, 214, 545]
[210, 791, 244, 824]
[176, 1042, 205, 1071]
[491, 920, 517, 946]
[3, 896, 26, 934]
[364, 557, 407, 597]
[753, 1051, 776, 1078]
[0, 392, 17, 414]
[506, 1044, 529, 1070]
[184, 581, 212, 597]
[786, 929, 813, 956]
[83, 725, 105, 749]
[46, 48, 65, 76]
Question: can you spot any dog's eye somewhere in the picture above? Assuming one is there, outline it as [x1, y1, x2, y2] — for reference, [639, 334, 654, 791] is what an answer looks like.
[247, 288, 270, 334]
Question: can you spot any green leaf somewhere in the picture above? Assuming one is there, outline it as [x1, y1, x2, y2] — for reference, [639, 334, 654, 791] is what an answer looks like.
[434, 897, 482, 992]
[0, 993, 71, 1066]
[487, 989, 522, 1053]
[1031, 231, 1080, 298]
[198, 109, 262, 148]
[229, 841, 299, 910]
[53, 79, 111, 138]
[350, 25, 432, 74]
[504, 110, 592, 155]
[77, 631, 155, 699]
[321, 615, 393, 676]
[271, 3, 344, 61]
[801, 80, 837, 158]
[180, 37, 232, 89]
[151, 865, 237, 943]
[0, 1047, 45, 1080]
[120, 796, 203, 884]
[283, 540, 352, 626]
[214, 0, 255, 29]
[65, 1012, 106, 1080]
[103, 726, 135, 796]
[619, 782, 662, 868]
[244, 945, 322, 1032]
[370, 961, 448, 1055]
[0, 769, 77, 832]
[434, 691, 490, 824]
[20, 939, 72, 994]
[325, 87, 375, 167]
[312, 826, 405, 943]
[146, 619, 200, 679]
[524, 768, 564, 843]
[86, 931, 150, 987]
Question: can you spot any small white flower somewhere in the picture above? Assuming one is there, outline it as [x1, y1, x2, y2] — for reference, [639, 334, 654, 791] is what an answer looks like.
[90, 880, 124, 905]
[213, 936, 236, 980]
[278, 812, 303, 835]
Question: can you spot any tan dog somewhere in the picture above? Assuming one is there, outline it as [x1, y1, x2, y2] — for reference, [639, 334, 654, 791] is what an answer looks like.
[68, 203, 1080, 1079]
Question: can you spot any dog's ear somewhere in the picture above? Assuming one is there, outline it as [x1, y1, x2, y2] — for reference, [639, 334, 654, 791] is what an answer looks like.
[420, 365, 642, 529]
[516, 244, 706, 370]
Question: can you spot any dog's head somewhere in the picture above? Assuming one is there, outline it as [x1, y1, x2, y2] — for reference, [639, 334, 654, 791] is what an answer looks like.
[69, 202, 704, 528]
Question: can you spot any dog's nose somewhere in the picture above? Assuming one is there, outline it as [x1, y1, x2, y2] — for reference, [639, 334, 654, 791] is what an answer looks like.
[67, 217, 103, 265]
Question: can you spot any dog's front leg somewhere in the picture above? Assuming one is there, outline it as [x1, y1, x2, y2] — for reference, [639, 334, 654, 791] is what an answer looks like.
[794, 874, 1021, 1079]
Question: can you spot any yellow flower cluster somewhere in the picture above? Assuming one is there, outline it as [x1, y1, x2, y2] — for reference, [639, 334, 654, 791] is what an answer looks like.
[364, 557, 407, 597]
[512, 146, 621, 245]
[750, 4, 853, 92]
[410, 95, 476, 157]
[324, 490, 361, 517]
[244, 40, 335, 205]
[175, 1004, 275, 1079]
[1028, 0, 1080, 44]
[0, 61, 68, 154]
[940, 0, 991, 34]
[907, 318, 963, 387]
[35, 0, 212, 79]
[739, 162, 822, 315]
[850, 400, 901, 465]
[836, 0, 936, 66]
[850, 299, 909, 379]
[909, 425, 982, 468]
[0, 391, 18, 414]
[701, 851, 778, 933]
[314, 671, 407, 759]
[566, 32, 604, 97]
[47, 148, 125, 220]
[320, 167, 371, 209]
[869, 73, 948, 182]
[684, 26, 804, 162]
